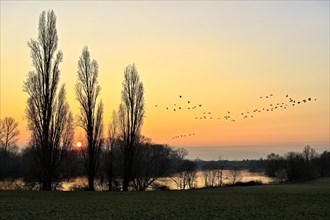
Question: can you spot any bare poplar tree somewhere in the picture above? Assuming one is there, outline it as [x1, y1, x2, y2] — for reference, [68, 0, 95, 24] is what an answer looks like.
[23, 10, 74, 190]
[0, 117, 20, 174]
[75, 47, 104, 191]
[119, 64, 145, 191]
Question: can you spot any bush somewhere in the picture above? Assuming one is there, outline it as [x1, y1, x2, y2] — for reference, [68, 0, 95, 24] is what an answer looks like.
[151, 182, 170, 191]
[232, 180, 263, 186]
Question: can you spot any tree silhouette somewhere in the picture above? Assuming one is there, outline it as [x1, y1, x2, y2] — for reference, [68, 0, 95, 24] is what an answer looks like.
[201, 162, 218, 188]
[171, 159, 197, 190]
[75, 46, 104, 191]
[23, 10, 74, 190]
[119, 64, 145, 191]
[0, 117, 20, 177]
[228, 167, 241, 185]
[302, 145, 317, 161]
[131, 142, 172, 191]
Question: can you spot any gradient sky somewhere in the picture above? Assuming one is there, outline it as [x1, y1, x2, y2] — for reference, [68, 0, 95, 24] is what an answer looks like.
[1, 1, 329, 160]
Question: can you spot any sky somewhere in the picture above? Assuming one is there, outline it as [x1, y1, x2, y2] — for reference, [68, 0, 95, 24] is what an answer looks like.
[1, 1, 329, 160]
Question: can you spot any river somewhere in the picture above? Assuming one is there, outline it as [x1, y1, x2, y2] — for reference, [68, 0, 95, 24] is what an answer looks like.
[0, 170, 273, 191]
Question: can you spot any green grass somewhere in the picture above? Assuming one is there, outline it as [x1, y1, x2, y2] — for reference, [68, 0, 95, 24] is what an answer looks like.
[1, 178, 329, 220]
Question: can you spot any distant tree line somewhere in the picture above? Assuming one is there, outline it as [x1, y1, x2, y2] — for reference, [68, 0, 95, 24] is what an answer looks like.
[196, 146, 330, 184]
[196, 158, 267, 172]
[265, 146, 330, 182]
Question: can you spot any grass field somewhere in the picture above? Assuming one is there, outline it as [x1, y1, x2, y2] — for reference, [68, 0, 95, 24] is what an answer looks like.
[1, 178, 329, 220]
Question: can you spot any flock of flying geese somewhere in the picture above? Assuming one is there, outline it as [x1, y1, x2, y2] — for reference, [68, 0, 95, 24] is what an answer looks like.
[154, 93, 318, 140]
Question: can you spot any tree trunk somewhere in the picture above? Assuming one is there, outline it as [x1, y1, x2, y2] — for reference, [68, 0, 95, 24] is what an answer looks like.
[108, 177, 113, 191]
[122, 157, 129, 191]
[108, 161, 113, 191]
[88, 153, 95, 191]
[42, 181, 52, 190]
[87, 136, 95, 191]
[42, 173, 52, 191]
[88, 172, 95, 191]
[2, 148, 7, 178]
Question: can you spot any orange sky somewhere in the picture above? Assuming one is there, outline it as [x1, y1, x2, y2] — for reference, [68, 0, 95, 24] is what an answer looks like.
[1, 1, 329, 159]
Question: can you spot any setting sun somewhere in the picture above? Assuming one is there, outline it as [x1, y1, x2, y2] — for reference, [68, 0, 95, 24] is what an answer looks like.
[74, 141, 83, 151]
[76, 142, 82, 148]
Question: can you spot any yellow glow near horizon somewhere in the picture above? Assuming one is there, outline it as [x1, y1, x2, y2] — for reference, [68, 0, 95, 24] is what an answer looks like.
[0, 1, 329, 158]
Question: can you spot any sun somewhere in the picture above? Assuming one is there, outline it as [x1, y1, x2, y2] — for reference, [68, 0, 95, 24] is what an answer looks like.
[74, 141, 83, 151]
[76, 142, 82, 148]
